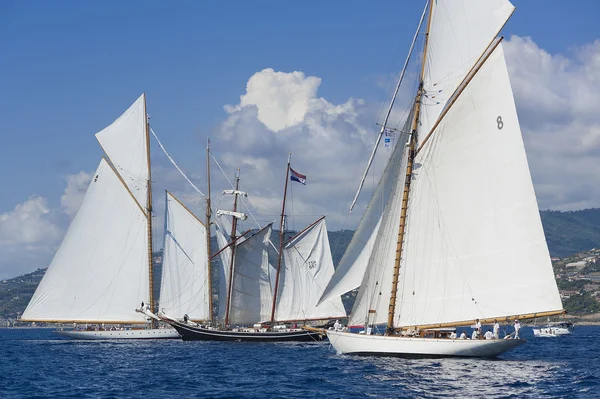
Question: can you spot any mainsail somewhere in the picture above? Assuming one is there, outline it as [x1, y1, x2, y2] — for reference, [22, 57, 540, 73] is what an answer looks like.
[159, 192, 210, 321]
[21, 159, 149, 323]
[275, 217, 346, 321]
[228, 224, 274, 325]
[395, 43, 563, 327]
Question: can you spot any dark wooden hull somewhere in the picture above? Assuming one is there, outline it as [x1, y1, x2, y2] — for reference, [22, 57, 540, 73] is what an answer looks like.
[170, 321, 325, 342]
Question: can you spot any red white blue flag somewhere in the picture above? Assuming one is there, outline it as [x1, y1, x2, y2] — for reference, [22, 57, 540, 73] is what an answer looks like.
[290, 168, 306, 185]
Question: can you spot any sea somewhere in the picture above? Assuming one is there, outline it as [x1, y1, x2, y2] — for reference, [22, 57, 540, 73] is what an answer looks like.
[1, 326, 599, 399]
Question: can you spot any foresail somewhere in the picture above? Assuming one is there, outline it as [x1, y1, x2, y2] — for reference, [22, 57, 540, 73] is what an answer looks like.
[95, 94, 149, 209]
[419, 0, 514, 139]
[229, 224, 273, 325]
[319, 116, 411, 305]
[395, 43, 562, 327]
[349, 143, 411, 327]
[275, 218, 346, 321]
[159, 192, 209, 321]
[21, 159, 149, 323]
[215, 218, 231, 319]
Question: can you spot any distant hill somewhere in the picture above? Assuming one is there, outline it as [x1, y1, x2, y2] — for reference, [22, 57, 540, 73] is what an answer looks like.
[541, 209, 600, 258]
[4, 208, 600, 319]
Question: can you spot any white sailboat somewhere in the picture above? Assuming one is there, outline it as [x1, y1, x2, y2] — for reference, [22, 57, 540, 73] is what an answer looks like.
[166, 156, 346, 341]
[322, 0, 564, 357]
[21, 94, 179, 339]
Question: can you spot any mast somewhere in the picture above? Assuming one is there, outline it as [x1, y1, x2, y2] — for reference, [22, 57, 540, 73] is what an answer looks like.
[224, 170, 241, 327]
[270, 153, 292, 325]
[143, 93, 155, 325]
[386, 1, 434, 334]
[206, 139, 213, 323]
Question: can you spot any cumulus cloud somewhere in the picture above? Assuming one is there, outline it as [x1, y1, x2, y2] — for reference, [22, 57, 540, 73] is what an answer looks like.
[61, 171, 92, 216]
[0, 196, 63, 280]
[504, 36, 600, 210]
[212, 68, 389, 232]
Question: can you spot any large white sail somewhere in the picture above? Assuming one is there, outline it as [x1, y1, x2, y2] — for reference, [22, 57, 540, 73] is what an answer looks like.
[95, 94, 149, 209]
[393, 43, 562, 327]
[349, 143, 411, 327]
[21, 159, 149, 323]
[215, 217, 231, 319]
[419, 0, 514, 138]
[319, 117, 411, 305]
[229, 224, 274, 325]
[275, 218, 346, 321]
[159, 192, 210, 321]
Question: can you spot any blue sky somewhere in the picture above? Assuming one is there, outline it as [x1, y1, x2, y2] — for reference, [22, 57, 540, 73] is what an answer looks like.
[1, 1, 600, 279]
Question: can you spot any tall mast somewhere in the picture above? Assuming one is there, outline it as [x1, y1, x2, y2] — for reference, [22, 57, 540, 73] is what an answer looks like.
[143, 93, 155, 324]
[386, 1, 434, 334]
[270, 153, 292, 325]
[224, 170, 241, 327]
[206, 139, 213, 323]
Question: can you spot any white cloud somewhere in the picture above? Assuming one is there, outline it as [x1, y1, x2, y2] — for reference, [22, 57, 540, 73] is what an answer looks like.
[213, 68, 390, 232]
[224, 68, 322, 132]
[504, 36, 600, 210]
[61, 171, 92, 216]
[0, 196, 63, 280]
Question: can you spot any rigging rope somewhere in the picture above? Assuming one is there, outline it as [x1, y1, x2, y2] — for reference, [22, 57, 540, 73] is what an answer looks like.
[150, 127, 205, 198]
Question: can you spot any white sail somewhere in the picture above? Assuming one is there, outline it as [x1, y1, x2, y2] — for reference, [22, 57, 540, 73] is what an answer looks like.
[96, 94, 149, 209]
[349, 142, 411, 327]
[159, 192, 210, 321]
[215, 217, 232, 319]
[21, 159, 149, 323]
[419, 0, 514, 138]
[229, 224, 274, 325]
[275, 218, 346, 321]
[393, 43, 562, 327]
[318, 117, 411, 305]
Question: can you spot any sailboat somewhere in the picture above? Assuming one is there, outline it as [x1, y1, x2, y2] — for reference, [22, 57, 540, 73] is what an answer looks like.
[320, 0, 564, 357]
[164, 155, 347, 341]
[20, 94, 179, 339]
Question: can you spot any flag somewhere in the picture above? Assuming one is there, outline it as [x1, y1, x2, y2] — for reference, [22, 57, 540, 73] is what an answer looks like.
[290, 168, 306, 185]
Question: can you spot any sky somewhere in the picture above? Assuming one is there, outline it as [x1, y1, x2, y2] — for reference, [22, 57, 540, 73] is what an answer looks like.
[1, 0, 600, 279]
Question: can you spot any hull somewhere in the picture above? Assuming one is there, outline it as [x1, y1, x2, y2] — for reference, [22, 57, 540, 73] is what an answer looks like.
[55, 328, 180, 340]
[327, 330, 525, 358]
[533, 327, 571, 337]
[169, 321, 325, 342]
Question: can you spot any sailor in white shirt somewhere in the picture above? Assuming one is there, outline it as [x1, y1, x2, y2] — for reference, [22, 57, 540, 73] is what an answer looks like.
[493, 320, 500, 339]
[514, 319, 521, 339]
[459, 331, 467, 339]
[484, 329, 494, 340]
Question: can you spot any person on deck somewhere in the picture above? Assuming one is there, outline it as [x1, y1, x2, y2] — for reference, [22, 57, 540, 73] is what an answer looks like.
[484, 329, 493, 340]
[514, 319, 521, 339]
[471, 329, 478, 340]
[475, 319, 482, 335]
[493, 319, 500, 339]
[459, 331, 467, 339]
[449, 331, 457, 339]
[334, 320, 341, 331]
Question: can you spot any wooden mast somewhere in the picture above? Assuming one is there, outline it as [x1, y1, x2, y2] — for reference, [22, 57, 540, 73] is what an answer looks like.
[206, 139, 213, 323]
[270, 153, 292, 325]
[224, 170, 241, 327]
[386, 1, 434, 334]
[143, 93, 156, 326]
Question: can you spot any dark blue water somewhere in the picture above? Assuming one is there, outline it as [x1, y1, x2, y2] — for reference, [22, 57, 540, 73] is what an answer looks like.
[1, 326, 599, 398]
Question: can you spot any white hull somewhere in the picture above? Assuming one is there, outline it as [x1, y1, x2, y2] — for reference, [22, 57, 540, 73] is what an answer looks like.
[327, 330, 525, 358]
[55, 328, 180, 340]
[533, 327, 571, 337]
